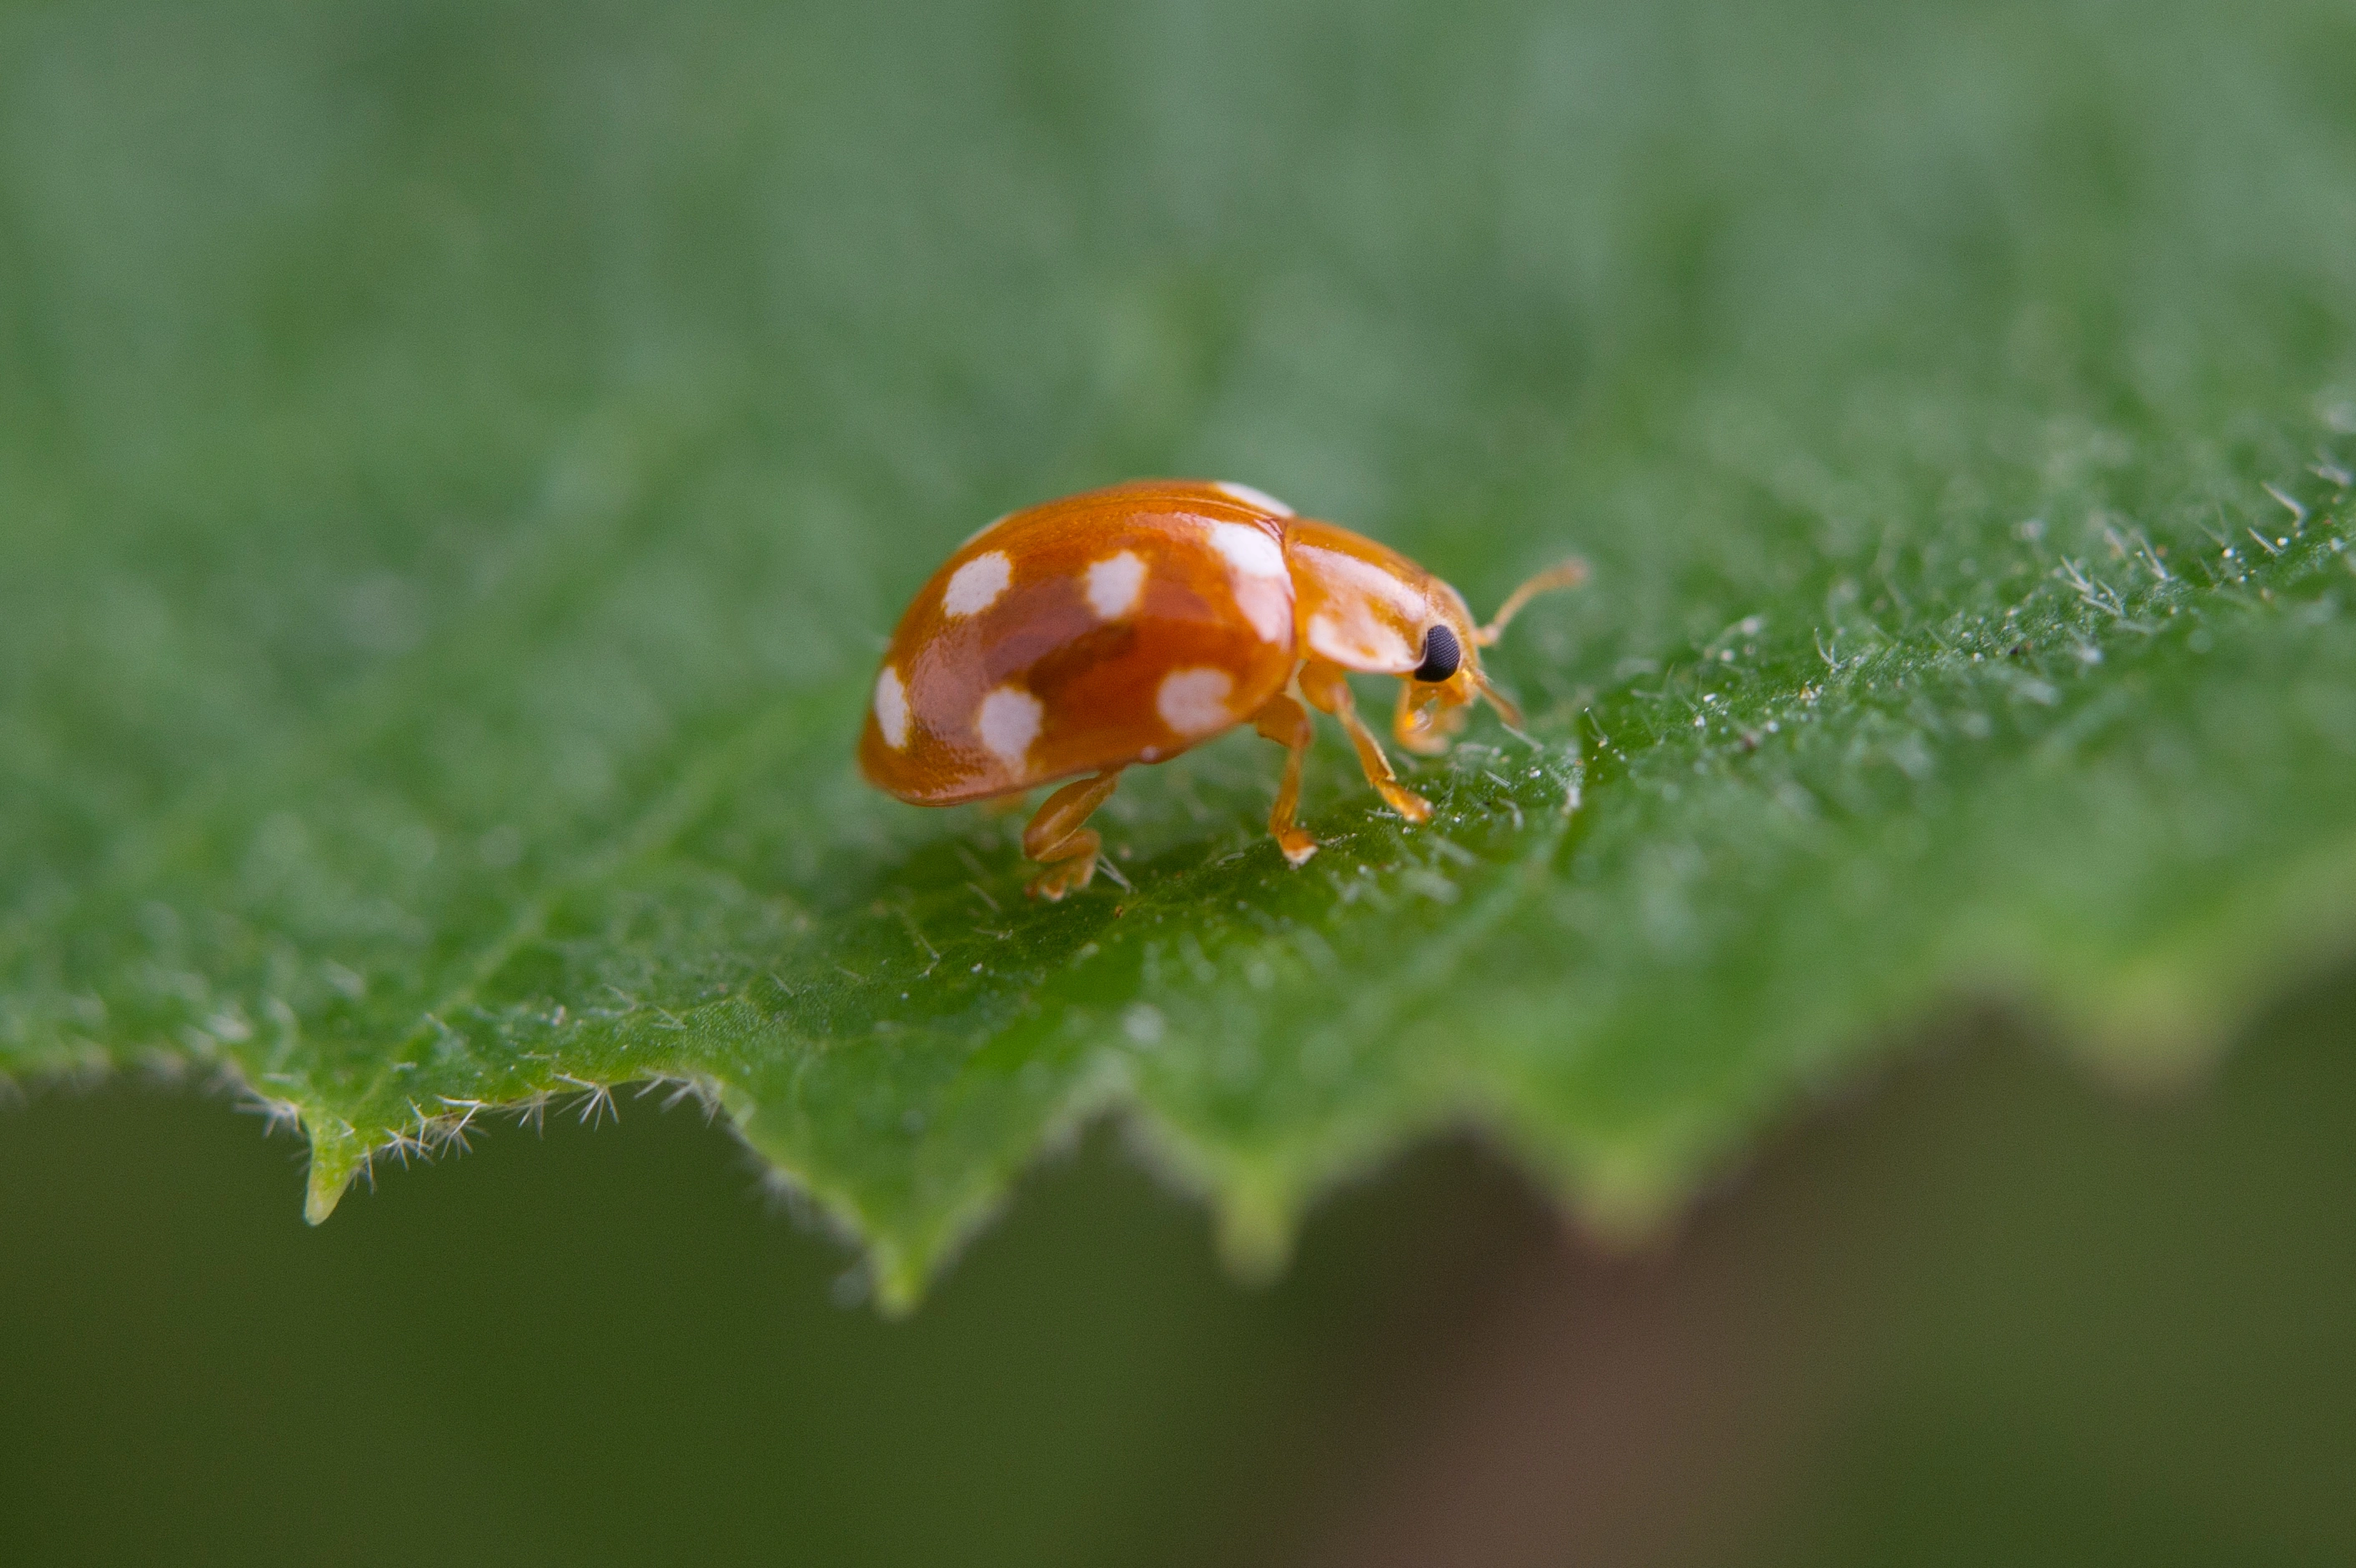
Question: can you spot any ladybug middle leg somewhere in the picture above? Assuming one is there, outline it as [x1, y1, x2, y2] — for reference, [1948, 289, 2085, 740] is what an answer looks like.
[1299, 661, 1434, 825]
[1249, 692, 1320, 867]
[1019, 767, 1125, 900]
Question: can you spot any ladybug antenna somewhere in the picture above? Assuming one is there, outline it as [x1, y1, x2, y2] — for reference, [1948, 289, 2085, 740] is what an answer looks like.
[1473, 670, 1528, 737]
[1474, 558, 1588, 646]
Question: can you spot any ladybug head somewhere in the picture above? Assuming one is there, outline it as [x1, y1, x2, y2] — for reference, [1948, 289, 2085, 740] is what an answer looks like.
[1397, 593, 1520, 746]
[1281, 515, 1576, 746]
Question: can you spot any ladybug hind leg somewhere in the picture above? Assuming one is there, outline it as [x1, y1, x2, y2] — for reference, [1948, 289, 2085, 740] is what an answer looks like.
[1019, 768, 1125, 900]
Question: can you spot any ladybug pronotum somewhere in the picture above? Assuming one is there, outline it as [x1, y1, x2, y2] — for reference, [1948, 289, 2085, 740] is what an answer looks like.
[860, 479, 1585, 898]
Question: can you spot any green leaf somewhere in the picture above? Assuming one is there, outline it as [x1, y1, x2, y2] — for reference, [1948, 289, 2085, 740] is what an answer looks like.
[5, 0, 2354, 1309]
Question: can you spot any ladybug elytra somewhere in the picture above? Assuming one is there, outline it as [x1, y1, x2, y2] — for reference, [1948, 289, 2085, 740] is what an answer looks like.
[860, 480, 1584, 898]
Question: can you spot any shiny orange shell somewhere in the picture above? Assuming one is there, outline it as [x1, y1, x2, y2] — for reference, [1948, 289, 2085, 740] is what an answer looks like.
[860, 480, 1302, 805]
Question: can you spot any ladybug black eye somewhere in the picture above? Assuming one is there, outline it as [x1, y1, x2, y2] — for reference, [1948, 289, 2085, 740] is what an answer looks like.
[1414, 624, 1461, 682]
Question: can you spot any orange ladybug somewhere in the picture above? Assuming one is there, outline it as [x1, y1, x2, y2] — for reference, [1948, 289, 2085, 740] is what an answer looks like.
[860, 480, 1585, 898]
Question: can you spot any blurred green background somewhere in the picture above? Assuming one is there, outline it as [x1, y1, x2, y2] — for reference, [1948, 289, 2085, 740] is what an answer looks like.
[6, 967, 2351, 1563]
[6, 0, 2355, 1560]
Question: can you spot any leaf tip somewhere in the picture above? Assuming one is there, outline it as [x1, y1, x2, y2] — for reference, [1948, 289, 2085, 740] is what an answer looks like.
[1213, 1184, 1299, 1284]
[302, 1168, 352, 1226]
[301, 1124, 367, 1225]
[1548, 1146, 1690, 1251]
[859, 1239, 933, 1319]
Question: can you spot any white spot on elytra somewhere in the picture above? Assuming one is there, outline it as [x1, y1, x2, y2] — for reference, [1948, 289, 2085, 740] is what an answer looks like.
[1213, 480, 1294, 516]
[873, 666, 910, 748]
[1156, 666, 1233, 736]
[1234, 579, 1289, 643]
[1307, 611, 1415, 671]
[1085, 551, 1147, 619]
[1213, 524, 1294, 642]
[977, 684, 1042, 766]
[1209, 522, 1288, 580]
[943, 551, 1012, 617]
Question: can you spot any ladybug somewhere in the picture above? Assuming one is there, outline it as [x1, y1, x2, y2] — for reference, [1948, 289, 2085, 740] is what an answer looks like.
[860, 479, 1584, 898]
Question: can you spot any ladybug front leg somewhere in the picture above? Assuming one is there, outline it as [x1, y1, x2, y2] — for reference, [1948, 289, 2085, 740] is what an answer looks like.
[1019, 768, 1124, 900]
[1391, 680, 1464, 757]
[1299, 661, 1433, 825]
[1249, 692, 1320, 867]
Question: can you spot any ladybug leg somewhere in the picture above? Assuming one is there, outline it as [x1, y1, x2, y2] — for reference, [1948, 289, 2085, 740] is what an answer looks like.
[1019, 768, 1124, 900]
[1392, 681, 1463, 757]
[1299, 661, 1433, 825]
[1249, 693, 1320, 867]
